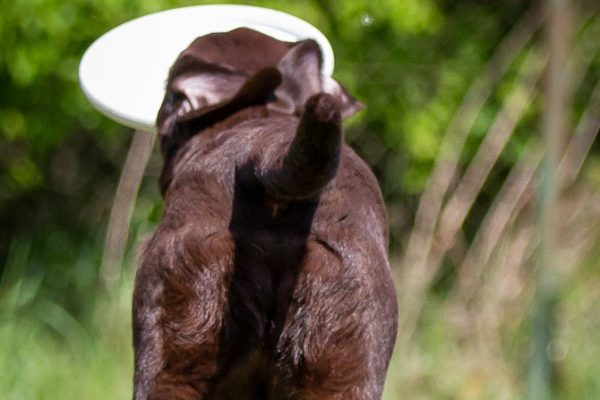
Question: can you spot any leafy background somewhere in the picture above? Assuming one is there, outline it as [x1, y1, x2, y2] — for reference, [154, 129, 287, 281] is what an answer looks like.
[1, 0, 599, 398]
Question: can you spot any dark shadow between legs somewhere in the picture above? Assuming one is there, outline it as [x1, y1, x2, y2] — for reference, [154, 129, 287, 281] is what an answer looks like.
[213, 161, 318, 399]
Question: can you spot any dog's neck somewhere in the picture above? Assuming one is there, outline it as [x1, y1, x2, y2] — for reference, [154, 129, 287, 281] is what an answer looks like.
[159, 105, 293, 196]
[201, 105, 280, 137]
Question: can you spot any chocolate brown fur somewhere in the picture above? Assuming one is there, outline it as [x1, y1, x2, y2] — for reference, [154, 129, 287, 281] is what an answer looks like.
[133, 28, 397, 400]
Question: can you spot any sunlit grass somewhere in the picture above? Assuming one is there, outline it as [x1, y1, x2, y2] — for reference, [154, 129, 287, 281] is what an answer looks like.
[0, 300, 133, 399]
[382, 243, 600, 400]
[1, 234, 598, 399]
[0, 241, 134, 400]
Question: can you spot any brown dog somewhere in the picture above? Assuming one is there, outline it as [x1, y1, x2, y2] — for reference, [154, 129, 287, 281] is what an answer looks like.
[133, 28, 397, 400]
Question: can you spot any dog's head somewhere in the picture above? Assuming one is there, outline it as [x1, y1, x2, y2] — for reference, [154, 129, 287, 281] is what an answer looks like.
[156, 28, 362, 193]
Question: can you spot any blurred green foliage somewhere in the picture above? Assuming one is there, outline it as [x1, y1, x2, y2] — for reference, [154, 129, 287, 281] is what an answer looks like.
[0, 0, 537, 268]
[1, 0, 600, 398]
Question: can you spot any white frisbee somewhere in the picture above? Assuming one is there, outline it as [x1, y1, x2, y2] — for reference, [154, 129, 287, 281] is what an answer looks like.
[79, 5, 335, 132]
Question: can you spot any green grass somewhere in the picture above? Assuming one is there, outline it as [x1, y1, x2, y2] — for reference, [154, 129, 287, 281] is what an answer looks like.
[1, 236, 599, 399]
[0, 292, 133, 399]
[0, 239, 134, 400]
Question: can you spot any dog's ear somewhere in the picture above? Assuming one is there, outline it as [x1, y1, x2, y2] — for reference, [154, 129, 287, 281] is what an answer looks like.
[321, 74, 365, 119]
[157, 66, 282, 196]
[156, 28, 294, 138]
[156, 29, 365, 160]
[173, 67, 282, 128]
[156, 61, 247, 138]
[269, 40, 364, 119]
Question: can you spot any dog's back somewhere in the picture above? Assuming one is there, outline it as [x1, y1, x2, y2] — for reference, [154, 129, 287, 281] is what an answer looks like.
[133, 29, 397, 400]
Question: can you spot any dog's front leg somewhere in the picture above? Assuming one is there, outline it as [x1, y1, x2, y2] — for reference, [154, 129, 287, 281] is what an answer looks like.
[276, 240, 397, 400]
[133, 229, 235, 399]
[133, 257, 165, 400]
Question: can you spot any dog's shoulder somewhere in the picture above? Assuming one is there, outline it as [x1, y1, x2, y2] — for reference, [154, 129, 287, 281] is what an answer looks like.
[310, 143, 389, 253]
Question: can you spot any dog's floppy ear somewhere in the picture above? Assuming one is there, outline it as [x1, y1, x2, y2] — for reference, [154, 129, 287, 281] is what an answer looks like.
[157, 66, 282, 195]
[156, 29, 365, 163]
[156, 60, 247, 138]
[269, 39, 364, 119]
[157, 28, 294, 138]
